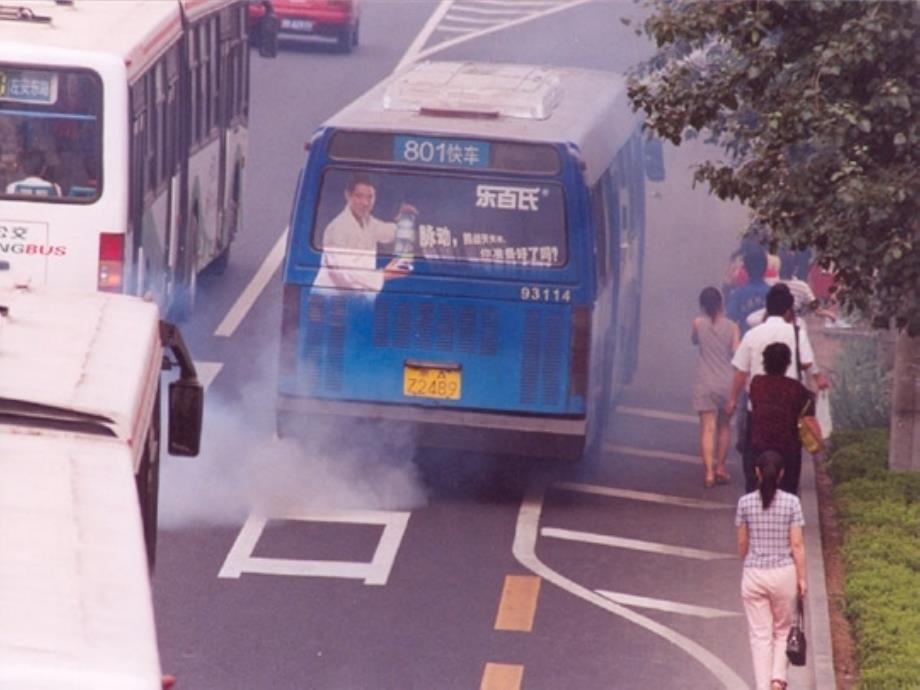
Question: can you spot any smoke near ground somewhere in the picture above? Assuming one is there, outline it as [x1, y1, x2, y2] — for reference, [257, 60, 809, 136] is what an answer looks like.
[158, 354, 427, 529]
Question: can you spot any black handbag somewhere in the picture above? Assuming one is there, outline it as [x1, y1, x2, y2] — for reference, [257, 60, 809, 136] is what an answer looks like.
[786, 596, 807, 666]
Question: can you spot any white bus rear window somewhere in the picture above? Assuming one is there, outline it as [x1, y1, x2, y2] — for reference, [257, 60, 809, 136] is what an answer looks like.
[0, 66, 102, 203]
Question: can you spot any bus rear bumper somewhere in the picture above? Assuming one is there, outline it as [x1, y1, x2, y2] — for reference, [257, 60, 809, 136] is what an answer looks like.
[276, 395, 587, 460]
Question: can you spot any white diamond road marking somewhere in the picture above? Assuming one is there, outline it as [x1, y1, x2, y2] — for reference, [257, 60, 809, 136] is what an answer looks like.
[218, 510, 410, 586]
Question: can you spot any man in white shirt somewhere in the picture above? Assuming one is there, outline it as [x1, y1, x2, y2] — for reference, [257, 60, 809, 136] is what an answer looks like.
[5, 150, 61, 197]
[314, 173, 410, 293]
[726, 285, 829, 491]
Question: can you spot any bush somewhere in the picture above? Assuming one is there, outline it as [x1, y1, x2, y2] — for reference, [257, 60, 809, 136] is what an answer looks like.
[826, 427, 889, 483]
[828, 429, 920, 689]
[829, 334, 891, 431]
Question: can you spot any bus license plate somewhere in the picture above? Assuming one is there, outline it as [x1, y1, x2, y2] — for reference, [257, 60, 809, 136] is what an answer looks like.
[403, 365, 461, 401]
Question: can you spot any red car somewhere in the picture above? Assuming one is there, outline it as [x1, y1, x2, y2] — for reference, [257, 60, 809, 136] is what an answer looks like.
[248, 0, 360, 53]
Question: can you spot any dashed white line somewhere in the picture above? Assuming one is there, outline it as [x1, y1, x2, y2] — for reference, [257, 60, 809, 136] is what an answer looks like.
[616, 406, 699, 424]
[552, 482, 734, 510]
[192, 360, 223, 390]
[604, 444, 700, 465]
[213, 228, 288, 338]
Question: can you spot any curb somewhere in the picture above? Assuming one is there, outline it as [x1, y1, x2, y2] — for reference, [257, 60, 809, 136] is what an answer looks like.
[787, 452, 837, 689]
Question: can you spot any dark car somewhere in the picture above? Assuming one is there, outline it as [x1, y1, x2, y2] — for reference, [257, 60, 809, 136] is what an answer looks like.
[248, 0, 360, 53]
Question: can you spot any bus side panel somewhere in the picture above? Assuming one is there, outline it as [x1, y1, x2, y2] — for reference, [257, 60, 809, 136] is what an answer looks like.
[279, 287, 582, 417]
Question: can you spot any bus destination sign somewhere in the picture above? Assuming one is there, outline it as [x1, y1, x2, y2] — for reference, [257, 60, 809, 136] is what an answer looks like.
[394, 135, 490, 169]
[0, 69, 58, 104]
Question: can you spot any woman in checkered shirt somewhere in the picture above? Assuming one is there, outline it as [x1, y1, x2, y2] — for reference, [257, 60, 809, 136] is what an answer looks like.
[735, 450, 807, 690]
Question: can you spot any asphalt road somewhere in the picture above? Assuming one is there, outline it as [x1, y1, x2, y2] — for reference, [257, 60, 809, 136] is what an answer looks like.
[152, 3, 787, 689]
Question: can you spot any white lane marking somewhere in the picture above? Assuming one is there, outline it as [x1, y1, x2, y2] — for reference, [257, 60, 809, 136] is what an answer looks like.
[513, 483, 747, 689]
[595, 590, 740, 620]
[441, 13, 502, 26]
[617, 406, 698, 424]
[394, 0, 455, 72]
[214, 228, 288, 338]
[406, 0, 593, 68]
[541, 527, 734, 561]
[218, 509, 410, 586]
[604, 444, 699, 465]
[553, 482, 734, 511]
[449, 4, 533, 15]
[193, 360, 223, 390]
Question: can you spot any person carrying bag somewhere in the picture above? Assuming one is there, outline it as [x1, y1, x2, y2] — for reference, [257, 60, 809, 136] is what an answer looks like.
[786, 595, 807, 666]
[736, 451, 808, 690]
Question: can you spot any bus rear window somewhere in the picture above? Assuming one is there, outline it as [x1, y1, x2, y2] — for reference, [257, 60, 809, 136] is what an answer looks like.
[312, 167, 567, 267]
[0, 66, 102, 203]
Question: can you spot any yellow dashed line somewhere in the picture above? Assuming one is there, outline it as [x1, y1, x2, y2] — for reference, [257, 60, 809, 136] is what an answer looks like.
[494, 574, 541, 632]
[480, 662, 524, 690]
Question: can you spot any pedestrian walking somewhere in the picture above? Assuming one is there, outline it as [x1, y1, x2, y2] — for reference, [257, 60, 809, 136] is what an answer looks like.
[691, 287, 739, 487]
[726, 247, 771, 335]
[736, 450, 807, 690]
[725, 285, 829, 492]
[749, 343, 824, 493]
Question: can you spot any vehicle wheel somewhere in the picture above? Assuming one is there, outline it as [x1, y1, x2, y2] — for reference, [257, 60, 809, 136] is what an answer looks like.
[337, 26, 353, 53]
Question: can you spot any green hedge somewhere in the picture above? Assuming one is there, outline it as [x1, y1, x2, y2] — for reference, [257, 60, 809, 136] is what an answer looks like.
[827, 430, 920, 688]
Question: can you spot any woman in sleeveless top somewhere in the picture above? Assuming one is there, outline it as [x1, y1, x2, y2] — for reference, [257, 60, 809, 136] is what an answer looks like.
[692, 286, 740, 487]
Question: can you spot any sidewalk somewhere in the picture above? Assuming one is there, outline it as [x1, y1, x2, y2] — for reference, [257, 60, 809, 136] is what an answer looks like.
[786, 450, 837, 690]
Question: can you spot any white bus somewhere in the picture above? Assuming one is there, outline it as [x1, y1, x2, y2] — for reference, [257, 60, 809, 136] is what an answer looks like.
[0, 282, 202, 688]
[0, 0, 257, 319]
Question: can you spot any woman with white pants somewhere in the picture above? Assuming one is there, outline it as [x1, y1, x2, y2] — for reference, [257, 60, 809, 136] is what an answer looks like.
[735, 450, 807, 689]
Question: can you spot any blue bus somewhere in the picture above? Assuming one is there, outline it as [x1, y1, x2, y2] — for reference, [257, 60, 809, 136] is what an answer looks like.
[277, 62, 663, 460]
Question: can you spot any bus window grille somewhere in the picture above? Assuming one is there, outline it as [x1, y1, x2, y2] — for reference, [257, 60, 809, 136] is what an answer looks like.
[458, 306, 476, 353]
[302, 296, 326, 392]
[481, 307, 499, 356]
[306, 294, 326, 323]
[519, 310, 541, 405]
[434, 303, 453, 350]
[541, 312, 564, 405]
[324, 296, 347, 392]
[416, 302, 434, 350]
[393, 301, 413, 349]
[373, 298, 390, 347]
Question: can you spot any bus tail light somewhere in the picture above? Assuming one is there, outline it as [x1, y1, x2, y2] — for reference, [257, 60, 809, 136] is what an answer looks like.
[569, 305, 591, 397]
[98, 233, 124, 292]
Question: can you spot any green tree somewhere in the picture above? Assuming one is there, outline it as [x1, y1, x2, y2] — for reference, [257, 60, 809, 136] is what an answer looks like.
[628, 0, 919, 333]
[628, 0, 920, 471]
